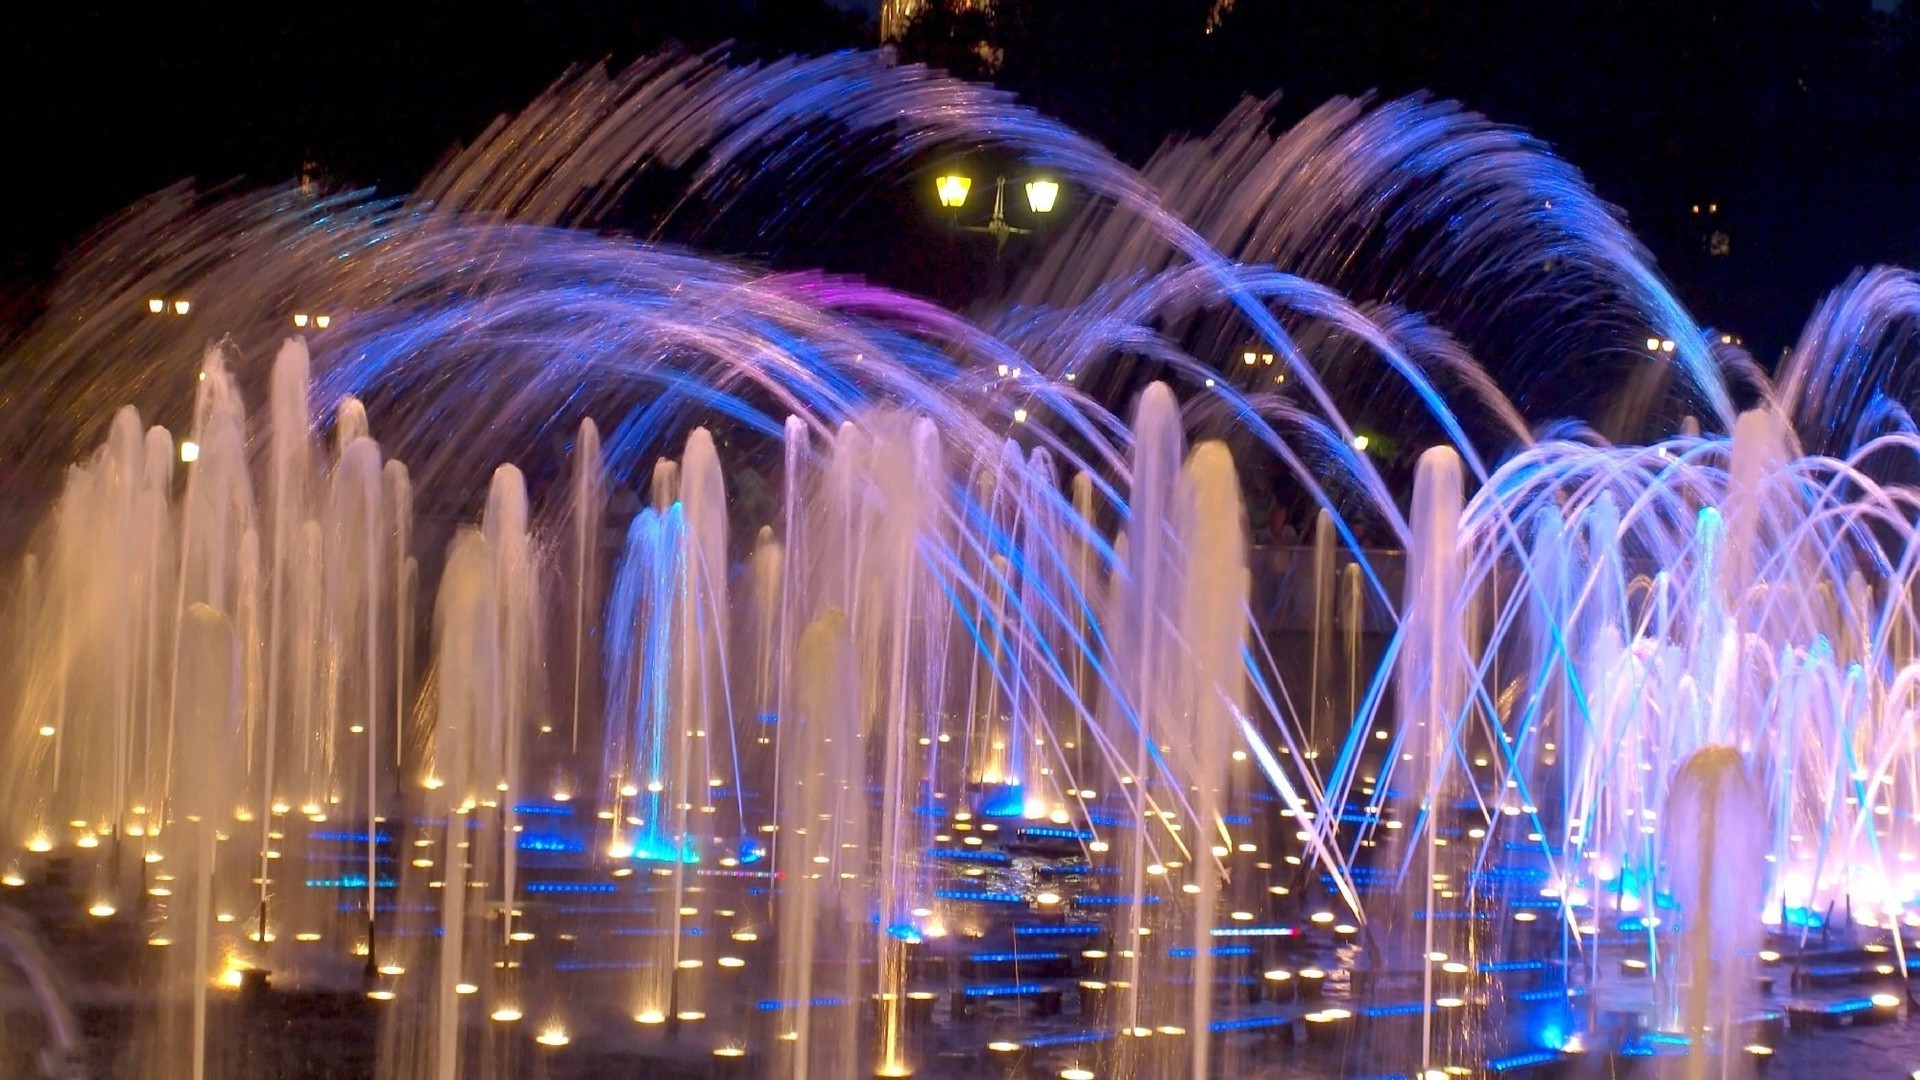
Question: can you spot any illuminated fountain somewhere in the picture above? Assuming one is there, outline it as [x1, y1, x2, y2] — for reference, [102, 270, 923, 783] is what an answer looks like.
[5, 45, 1920, 1080]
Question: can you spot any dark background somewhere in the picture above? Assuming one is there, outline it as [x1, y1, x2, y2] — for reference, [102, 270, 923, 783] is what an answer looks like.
[3, 0, 1916, 360]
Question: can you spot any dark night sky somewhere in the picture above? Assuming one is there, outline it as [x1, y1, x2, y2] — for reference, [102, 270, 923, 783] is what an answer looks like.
[3, 1, 1917, 359]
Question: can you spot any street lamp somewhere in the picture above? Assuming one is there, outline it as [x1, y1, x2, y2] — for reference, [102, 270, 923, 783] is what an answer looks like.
[934, 171, 1061, 251]
[936, 175, 972, 208]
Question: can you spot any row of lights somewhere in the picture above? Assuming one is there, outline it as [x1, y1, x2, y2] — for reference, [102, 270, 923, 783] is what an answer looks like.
[1652, 333, 1746, 350]
[145, 299, 336, 329]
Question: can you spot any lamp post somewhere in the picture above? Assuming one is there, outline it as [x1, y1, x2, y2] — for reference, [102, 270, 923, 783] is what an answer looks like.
[934, 171, 1061, 254]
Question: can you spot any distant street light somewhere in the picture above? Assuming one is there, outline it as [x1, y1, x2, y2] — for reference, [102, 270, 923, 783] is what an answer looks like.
[1351, 434, 1371, 452]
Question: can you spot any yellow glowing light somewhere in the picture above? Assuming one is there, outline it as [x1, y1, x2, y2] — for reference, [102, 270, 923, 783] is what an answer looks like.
[147, 298, 166, 314]
[172, 300, 191, 316]
[75, 835, 99, 849]
[367, 989, 396, 1001]
[36, 725, 54, 737]
[87, 901, 115, 918]
[535, 1025, 570, 1047]
[635, 1009, 666, 1025]
[27, 834, 52, 853]
[1, 872, 22, 888]
[217, 958, 250, 989]
[293, 314, 309, 328]
[490, 1007, 523, 1023]
[718, 956, 745, 968]
[1350, 434, 1370, 452]
[715, 1047, 747, 1058]
[179, 441, 200, 464]
[1036, 891, 1061, 906]
[1025, 179, 1060, 214]
[676, 1010, 706, 1022]
[935, 175, 972, 208]
[454, 982, 478, 995]
[1060, 1068, 1095, 1080]
[314, 314, 331, 329]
